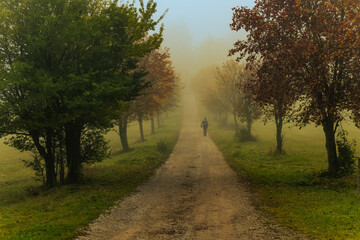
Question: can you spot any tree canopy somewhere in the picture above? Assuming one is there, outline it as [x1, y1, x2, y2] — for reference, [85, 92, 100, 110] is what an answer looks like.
[0, 0, 164, 186]
[230, 0, 360, 175]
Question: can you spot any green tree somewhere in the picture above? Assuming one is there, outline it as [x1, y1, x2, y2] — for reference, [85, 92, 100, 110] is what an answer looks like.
[0, 0, 164, 186]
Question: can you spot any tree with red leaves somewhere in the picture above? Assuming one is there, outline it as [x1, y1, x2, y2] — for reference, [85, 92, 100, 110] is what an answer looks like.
[230, 0, 299, 153]
[230, 0, 360, 175]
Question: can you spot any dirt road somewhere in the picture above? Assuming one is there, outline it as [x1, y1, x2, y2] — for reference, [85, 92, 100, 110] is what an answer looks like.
[77, 94, 306, 240]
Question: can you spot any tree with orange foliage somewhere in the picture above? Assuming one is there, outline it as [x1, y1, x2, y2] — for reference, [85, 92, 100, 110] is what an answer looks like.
[117, 48, 178, 150]
[231, 0, 360, 175]
[135, 48, 178, 138]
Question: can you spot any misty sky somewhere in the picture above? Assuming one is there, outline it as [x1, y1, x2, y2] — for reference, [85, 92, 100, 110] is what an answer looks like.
[148, 0, 255, 81]
[155, 0, 255, 46]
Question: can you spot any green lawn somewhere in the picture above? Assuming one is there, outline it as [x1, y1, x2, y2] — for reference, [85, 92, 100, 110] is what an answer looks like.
[209, 119, 360, 240]
[0, 110, 182, 240]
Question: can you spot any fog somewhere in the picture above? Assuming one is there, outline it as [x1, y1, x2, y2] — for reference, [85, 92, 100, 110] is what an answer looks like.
[152, 0, 249, 86]
[162, 23, 243, 85]
[156, 3, 360, 149]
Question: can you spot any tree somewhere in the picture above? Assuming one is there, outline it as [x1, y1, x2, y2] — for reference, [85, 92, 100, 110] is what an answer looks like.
[192, 66, 230, 124]
[201, 87, 231, 125]
[215, 60, 243, 133]
[116, 48, 178, 150]
[0, 0, 164, 186]
[117, 114, 131, 152]
[214, 60, 260, 137]
[230, 0, 360, 175]
[236, 69, 261, 138]
[253, 61, 297, 154]
[229, 4, 299, 153]
[161, 81, 182, 115]
[134, 48, 178, 137]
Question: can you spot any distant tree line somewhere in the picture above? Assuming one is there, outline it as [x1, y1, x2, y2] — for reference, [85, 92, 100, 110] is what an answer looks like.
[0, 0, 179, 187]
[194, 60, 260, 141]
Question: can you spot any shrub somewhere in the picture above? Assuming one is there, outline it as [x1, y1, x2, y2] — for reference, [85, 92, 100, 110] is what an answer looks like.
[235, 127, 256, 142]
[336, 129, 356, 177]
[23, 154, 46, 184]
[157, 138, 169, 154]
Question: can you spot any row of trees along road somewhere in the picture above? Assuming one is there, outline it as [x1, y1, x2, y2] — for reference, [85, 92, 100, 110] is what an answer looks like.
[117, 48, 180, 152]
[196, 60, 260, 139]
[0, 0, 168, 187]
[214, 60, 260, 137]
[230, 0, 360, 176]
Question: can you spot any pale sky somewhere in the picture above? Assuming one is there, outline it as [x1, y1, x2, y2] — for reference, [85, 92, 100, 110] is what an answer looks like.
[154, 0, 255, 46]
[148, 0, 256, 81]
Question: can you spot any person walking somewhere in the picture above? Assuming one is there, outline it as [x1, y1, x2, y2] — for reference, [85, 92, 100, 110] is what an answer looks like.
[200, 117, 208, 136]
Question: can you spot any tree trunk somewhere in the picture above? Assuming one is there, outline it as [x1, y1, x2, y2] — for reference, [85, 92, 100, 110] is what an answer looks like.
[246, 120, 252, 136]
[138, 113, 145, 142]
[30, 131, 56, 187]
[44, 129, 56, 187]
[44, 158, 56, 187]
[151, 113, 155, 135]
[322, 117, 339, 176]
[59, 155, 65, 184]
[233, 112, 239, 134]
[222, 113, 228, 125]
[275, 115, 283, 154]
[65, 122, 82, 183]
[57, 131, 65, 184]
[119, 117, 130, 152]
[157, 110, 161, 128]
[245, 101, 252, 137]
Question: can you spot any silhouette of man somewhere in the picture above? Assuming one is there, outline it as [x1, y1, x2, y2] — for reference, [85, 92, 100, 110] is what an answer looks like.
[200, 117, 208, 136]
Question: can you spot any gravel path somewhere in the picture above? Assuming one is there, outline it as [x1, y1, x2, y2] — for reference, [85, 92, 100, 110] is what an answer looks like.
[77, 94, 307, 240]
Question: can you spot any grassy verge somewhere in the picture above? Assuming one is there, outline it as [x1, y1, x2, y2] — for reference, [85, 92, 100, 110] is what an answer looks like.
[0, 110, 182, 240]
[209, 120, 360, 240]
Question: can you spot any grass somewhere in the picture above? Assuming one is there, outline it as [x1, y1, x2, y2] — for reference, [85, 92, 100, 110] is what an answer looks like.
[0, 110, 182, 240]
[209, 119, 360, 240]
